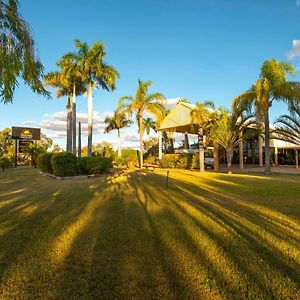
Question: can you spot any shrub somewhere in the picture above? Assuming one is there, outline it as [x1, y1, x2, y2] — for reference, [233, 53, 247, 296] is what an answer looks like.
[0, 157, 12, 170]
[160, 154, 176, 168]
[115, 148, 139, 168]
[77, 156, 112, 175]
[37, 153, 54, 173]
[161, 154, 199, 169]
[51, 152, 76, 177]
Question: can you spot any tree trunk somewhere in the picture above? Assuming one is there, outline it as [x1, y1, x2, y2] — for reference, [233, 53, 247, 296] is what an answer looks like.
[87, 82, 93, 157]
[66, 95, 72, 153]
[198, 127, 205, 172]
[226, 149, 233, 174]
[264, 109, 271, 174]
[78, 122, 81, 158]
[139, 115, 144, 168]
[239, 130, 243, 170]
[184, 132, 189, 149]
[117, 128, 121, 158]
[213, 142, 219, 172]
[258, 135, 263, 166]
[295, 150, 298, 169]
[72, 83, 77, 156]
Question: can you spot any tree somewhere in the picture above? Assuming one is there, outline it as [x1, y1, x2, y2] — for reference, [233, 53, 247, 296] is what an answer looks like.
[69, 39, 119, 157]
[81, 142, 114, 158]
[274, 104, 300, 146]
[233, 59, 300, 174]
[144, 117, 156, 135]
[44, 57, 85, 153]
[0, 128, 13, 157]
[191, 101, 216, 172]
[212, 109, 254, 174]
[119, 80, 166, 168]
[0, 0, 49, 103]
[104, 108, 131, 158]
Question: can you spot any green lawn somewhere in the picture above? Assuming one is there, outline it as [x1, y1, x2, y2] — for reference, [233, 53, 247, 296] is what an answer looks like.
[0, 167, 300, 299]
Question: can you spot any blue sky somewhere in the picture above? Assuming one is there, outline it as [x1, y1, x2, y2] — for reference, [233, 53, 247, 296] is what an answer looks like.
[1, 0, 300, 149]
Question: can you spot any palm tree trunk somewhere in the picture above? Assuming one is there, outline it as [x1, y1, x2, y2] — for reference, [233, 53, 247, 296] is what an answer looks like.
[158, 130, 162, 160]
[87, 82, 93, 157]
[72, 83, 77, 156]
[78, 122, 81, 158]
[66, 95, 72, 153]
[227, 149, 233, 174]
[239, 130, 243, 170]
[213, 142, 219, 172]
[117, 128, 121, 158]
[295, 150, 298, 169]
[198, 127, 205, 172]
[264, 109, 271, 174]
[139, 116, 144, 169]
[258, 135, 263, 166]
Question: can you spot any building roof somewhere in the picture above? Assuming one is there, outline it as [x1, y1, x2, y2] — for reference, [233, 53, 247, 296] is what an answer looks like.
[158, 102, 198, 134]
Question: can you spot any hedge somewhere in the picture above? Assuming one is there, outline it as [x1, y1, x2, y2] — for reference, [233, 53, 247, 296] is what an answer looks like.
[51, 152, 77, 177]
[77, 156, 112, 175]
[0, 157, 12, 170]
[160, 154, 199, 169]
[37, 153, 54, 173]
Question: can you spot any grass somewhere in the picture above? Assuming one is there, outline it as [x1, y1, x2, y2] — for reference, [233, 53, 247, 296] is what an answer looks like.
[0, 167, 300, 299]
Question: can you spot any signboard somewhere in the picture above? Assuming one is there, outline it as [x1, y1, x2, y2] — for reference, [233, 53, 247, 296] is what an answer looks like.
[12, 127, 41, 141]
[18, 141, 33, 153]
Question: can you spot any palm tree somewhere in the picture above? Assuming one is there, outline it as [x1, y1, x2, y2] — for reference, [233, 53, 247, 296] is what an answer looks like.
[144, 117, 156, 135]
[104, 109, 131, 158]
[191, 101, 216, 172]
[212, 109, 254, 174]
[274, 104, 300, 146]
[44, 58, 85, 152]
[120, 80, 166, 168]
[233, 59, 300, 174]
[68, 40, 119, 157]
[0, 0, 49, 103]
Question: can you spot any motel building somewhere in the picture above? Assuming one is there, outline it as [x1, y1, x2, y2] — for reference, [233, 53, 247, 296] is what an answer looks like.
[157, 101, 300, 169]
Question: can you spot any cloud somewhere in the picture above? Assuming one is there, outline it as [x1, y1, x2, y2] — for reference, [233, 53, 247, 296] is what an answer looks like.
[36, 110, 113, 139]
[297, 0, 300, 6]
[22, 120, 37, 125]
[287, 40, 300, 59]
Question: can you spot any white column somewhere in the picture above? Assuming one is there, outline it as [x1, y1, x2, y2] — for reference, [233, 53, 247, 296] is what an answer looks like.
[258, 135, 263, 167]
[274, 147, 278, 166]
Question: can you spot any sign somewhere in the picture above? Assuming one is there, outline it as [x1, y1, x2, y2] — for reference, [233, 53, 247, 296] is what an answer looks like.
[18, 141, 33, 153]
[12, 127, 41, 141]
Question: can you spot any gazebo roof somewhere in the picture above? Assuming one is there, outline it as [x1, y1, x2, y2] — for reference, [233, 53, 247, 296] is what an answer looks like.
[159, 102, 198, 134]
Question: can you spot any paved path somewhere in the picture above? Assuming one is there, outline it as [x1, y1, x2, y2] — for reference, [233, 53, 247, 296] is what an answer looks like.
[219, 164, 300, 174]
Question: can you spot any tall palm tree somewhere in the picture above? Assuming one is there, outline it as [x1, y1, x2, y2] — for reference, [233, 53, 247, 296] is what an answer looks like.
[191, 101, 216, 172]
[120, 80, 166, 168]
[68, 40, 119, 157]
[233, 59, 300, 174]
[104, 109, 131, 158]
[0, 0, 49, 103]
[44, 58, 85, 152]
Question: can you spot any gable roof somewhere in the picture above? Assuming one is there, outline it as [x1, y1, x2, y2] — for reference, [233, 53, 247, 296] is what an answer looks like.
[159, 102, 198, 134]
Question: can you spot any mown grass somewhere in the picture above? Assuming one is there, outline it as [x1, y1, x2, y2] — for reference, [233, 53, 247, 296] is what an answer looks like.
[0, 167, 300, 299]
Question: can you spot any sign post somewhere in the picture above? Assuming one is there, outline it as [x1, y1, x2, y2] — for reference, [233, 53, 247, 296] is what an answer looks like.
[11, 127, 41, 167]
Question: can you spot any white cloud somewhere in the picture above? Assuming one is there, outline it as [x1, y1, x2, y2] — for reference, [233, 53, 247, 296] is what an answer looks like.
[22, 120, 36, 125]
[287, 40, 300, 59]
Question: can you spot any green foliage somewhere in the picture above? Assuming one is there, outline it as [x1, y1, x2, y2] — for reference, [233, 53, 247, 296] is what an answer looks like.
[82, 142, 115, 158]
[0, 0, 49, 103]
[37, 153, 54, 173]
[0, 128, 13, 157]
[115, 148, 139, 168]
[160, 154, 199, 169]
[51, 152, 77, 177]
[0, 157, 12, 170]
[76, 156, 112, 175]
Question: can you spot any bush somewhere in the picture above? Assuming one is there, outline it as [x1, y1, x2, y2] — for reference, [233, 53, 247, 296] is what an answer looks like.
[77, 156, 112, 175]
[115, 149, 139, 168]
[51, 152, 76, 177]
[160, 154, 199, 169]
[160, 154, 176, 168]
[37, 153, 54, 173]
[0, 157, 12, 170]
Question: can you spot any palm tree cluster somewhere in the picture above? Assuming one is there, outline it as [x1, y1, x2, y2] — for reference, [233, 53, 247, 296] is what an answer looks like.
[45, 40, 119, 156]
